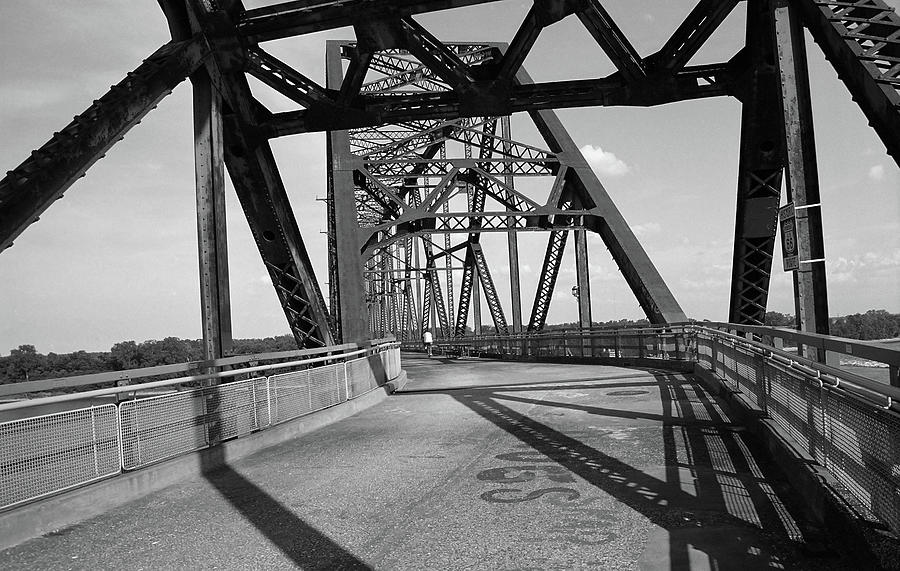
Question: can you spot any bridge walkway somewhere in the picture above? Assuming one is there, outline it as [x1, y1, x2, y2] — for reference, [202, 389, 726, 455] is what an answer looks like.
[1, 355, 852, 569]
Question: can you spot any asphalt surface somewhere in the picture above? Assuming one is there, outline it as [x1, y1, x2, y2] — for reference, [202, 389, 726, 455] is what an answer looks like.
[1, 354, 854, 570]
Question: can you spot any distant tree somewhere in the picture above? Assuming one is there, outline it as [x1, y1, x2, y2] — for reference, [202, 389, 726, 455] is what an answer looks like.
[764, 311, 795, 327]
[830, 309, 900, 340]
[110, 341, 142, 370]
[137, 337, 197, 367]
[5, 344, 40, 382]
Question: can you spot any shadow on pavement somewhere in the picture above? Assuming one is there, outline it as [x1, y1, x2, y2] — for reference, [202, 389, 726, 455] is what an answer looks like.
[195, 384, 372, 570]
[202, 463, 371, 570]
[403, 371, 842, 569]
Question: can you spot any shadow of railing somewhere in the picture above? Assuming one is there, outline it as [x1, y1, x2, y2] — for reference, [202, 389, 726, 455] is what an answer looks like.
[395, 369, 827, 567]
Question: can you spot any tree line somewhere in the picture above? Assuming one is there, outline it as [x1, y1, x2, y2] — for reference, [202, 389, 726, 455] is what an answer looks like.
[764, 309, 900, 340]
[2, 310, 897, 384]
[0, 335, 297, 385]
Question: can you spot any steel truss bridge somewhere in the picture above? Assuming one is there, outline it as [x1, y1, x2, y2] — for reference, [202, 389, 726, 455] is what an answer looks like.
[1, 0, 898, 360]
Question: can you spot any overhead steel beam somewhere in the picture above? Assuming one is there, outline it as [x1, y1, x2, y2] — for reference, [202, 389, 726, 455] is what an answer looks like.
[396, 17, 476, 89]
[268, 64, 737, 136]
[360, 211, 595, 258]
[729, 0, 785, 327]
[647, 0, 742, 72]
[795, 0, 900, 164]
[497, 5, 543, 80]
[577, 0, 646, 81]
[240, 0, 504, 42]
[0, 37, 209, 252]
[245, 47, 334, 107]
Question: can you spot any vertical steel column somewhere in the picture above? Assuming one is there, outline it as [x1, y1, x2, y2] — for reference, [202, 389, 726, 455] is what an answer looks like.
[502, 116, 523, 333]
[326, 43, 369, 343]
[193, 71, 232, 362]
[728, 0, 785, 326]
[774, 1, 830, 337]
[574, 229, 592, 329]
[413, 239, 422, 338]
[473, 265, 483, 335]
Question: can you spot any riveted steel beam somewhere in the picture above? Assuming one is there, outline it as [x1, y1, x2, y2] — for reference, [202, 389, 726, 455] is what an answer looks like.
[0, 37, 210, 252]
[193, 70, 233, 361]
[240, 0, 505, 42]
[647, 0, 741, 73]
[187, 1, 334, 347]
[577, 0, 646, 81]
[795, 0, 900, 164]
[774, 0, 830, 338]
[268, 64, 736, 136]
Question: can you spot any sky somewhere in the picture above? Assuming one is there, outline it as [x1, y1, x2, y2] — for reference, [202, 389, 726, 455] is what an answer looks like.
[0, 1, 898, 355]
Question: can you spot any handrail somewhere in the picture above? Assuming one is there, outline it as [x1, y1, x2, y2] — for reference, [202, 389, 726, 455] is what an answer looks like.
[420, 324, 900, 410]
[0, 342, 399, 414]
[0, 341, 376, 398]
[692, 326, 900, 406]
[694, 321, 900, 367]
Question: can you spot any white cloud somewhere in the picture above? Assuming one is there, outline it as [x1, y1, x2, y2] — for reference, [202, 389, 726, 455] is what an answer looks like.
[825, 250, 900, 284]
[632, 222, 661, 236]
[579, 144, 630, 177]
[869, 164, 885, 181]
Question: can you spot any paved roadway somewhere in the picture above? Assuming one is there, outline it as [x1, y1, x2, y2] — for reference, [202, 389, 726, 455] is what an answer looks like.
[1, 355, 853, 569]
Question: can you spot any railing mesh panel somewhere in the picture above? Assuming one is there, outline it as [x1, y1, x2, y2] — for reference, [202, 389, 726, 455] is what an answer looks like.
[209, 378, 270, 442]
[0, 344, 402, 509]
[309, 365, 343, 411]
[733, 345, 765, 410]
[120, 389, 209, 470]
[766, 362, 821, 459]
[347, 357, 377, 397]
[0, 405, 120, 510]
[269, 369, 312, 424]
[824, 392, 900, 532]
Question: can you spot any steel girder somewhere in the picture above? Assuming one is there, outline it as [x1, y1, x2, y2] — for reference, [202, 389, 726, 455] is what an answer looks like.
[186, 2, 334, 348]
[0, 37, 210, 252]
[3, 0, 897, 350]
[795, 0, 900, 165]
[329, 42, 686, 341]
[774, 0, 830, 337]
[729, 0, 786, 327]
[528, 230, 569, 332]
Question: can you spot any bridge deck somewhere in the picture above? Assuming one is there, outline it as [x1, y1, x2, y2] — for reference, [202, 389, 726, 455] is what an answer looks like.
[2, 355, 852, 569]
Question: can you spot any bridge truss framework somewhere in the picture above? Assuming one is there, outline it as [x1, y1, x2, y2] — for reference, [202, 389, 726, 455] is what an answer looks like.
[0, 0, 897, 356]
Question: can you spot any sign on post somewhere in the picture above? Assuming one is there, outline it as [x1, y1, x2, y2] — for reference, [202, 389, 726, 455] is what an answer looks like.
[779, 203, 798, 272]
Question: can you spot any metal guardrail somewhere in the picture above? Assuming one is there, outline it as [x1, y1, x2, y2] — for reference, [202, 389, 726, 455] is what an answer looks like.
[0, 338, 399, 399]
[0, 342, 401, 512]
[409, 325, 900, 535]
